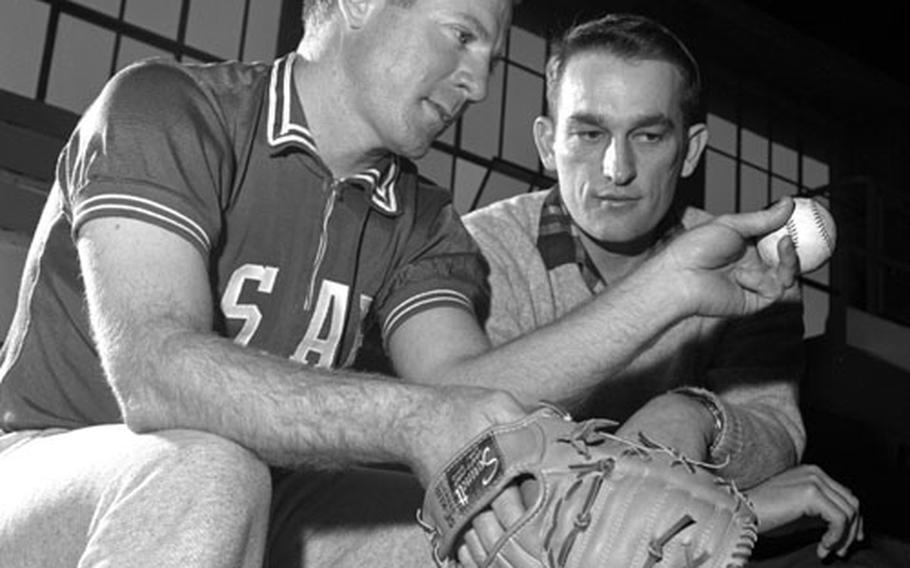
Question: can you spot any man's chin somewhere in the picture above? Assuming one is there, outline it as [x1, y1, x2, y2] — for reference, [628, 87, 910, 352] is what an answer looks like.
[393, 136, 436, 161]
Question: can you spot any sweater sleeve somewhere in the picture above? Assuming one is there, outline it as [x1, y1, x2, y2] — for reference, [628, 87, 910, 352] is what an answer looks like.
[705, 297, 807, 489]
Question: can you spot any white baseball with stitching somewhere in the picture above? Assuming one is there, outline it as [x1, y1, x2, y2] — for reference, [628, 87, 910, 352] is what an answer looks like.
[757, 197, 837, 274]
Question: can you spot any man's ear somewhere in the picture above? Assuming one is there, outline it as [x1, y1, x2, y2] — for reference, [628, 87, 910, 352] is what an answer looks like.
[533, 115, 557, 172]
[338, 0, 379, 29]
[681, 122, 708, 178]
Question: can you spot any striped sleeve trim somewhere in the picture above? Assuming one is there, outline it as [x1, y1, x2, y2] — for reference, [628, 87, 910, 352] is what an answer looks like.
[382, 289, 474, 340]
[73, 193, 211, 252]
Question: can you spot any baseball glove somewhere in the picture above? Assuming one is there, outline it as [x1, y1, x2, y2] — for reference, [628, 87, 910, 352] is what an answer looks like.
[417, 404, 758, 568]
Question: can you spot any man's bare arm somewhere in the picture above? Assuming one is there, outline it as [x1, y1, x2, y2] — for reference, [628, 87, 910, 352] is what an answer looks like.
[78, 216, 525, 485]
[389, 199, 799, 409]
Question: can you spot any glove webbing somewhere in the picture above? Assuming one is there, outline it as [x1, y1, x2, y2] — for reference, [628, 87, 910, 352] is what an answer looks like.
[644, 515, 710, 568]
[544, 457, 614, 567]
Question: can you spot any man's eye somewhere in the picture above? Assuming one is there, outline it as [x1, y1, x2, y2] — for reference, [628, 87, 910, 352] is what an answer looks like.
[636, 131, 664, 143]
[577, 130, 604, 142]
[454, 28, 475, 45]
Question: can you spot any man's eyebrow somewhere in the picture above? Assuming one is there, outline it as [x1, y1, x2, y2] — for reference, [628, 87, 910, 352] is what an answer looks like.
[566, 113, 606, 127]
[456, 13, 491, 41]
[565, 113, 677, 129]
[633, 114, 676, 129]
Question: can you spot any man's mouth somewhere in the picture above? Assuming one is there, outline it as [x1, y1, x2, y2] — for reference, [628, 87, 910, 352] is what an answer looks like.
[426, 99, 456, 126]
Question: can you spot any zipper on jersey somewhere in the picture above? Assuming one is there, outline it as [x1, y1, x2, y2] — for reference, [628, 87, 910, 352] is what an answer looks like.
[304, 180, 339, 312]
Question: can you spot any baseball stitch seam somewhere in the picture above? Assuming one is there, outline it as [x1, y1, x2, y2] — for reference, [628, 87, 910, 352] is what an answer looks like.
[809, 203, 834, 251]
[785, 219, 799, 248]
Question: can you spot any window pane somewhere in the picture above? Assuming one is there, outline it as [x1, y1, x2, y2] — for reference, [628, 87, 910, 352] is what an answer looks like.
[802, 156, 829, 190]
[416, 147, 453, 191]
[0, 0, 49, 98]
[740, 164, 767, 212]
[802, 285, 828, 338]
[704, 150, 735, 215]
[452, 159, 488, 215]
[116, 37, 172, 72]
[706, 113, 736, 155]
[502, 66, 542, 170]
[508, 26, 546, 71]
[46, 16, 116, 113]
[124, 0, 182, 39]
[243, 0, 282, 62]
[472, 171, 528, 212]
[740, 128, 768, 168]
[771, 177, 797, 203]
[461, 64, 504, 159]
[186, 0, 245, 59]
[771, 141, 798, 181]
[71, 0, 120, 17]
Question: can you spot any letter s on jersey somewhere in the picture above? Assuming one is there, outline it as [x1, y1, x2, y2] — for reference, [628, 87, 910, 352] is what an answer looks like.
[220, 263, 279, 346]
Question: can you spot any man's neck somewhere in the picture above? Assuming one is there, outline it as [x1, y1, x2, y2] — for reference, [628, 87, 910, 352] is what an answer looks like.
[292, 51, 388, 180]
[580, 230, 658, 285]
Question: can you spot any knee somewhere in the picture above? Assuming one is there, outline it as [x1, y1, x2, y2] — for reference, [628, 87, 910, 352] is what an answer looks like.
[128, 429, 272, 513]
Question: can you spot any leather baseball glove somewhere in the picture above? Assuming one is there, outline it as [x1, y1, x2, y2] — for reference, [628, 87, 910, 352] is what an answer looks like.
[418, 404, 758, 567]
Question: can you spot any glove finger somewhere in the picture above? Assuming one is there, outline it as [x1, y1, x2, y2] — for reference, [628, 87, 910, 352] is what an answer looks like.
[490, 484, 526, 528]
[471, 509, 506, 551]
[457, 541, 480, 568]
[462, 527, 488, 565]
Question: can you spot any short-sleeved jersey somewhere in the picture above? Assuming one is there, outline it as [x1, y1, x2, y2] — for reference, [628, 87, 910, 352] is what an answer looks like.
[0, 53, 488, 431]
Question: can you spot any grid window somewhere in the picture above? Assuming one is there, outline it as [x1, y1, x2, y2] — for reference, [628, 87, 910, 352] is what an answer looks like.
[802, 156, 830, 190]
[71, 0, 120, 18]
[739, 164, 768, 212]
[46, 15, 116, 113]
[243, 0, 282, 63]
[124, 0, 181, 40]
[0, 0, 49, 98]
[186, 0, 246, 60]
[473, 171, 530, 212]
[453, 159, 489, 215]
[461, 65, 505, 159]
[771, 142, 798, 180]
[508, 25, 546, 71]
[116, 37, 172, 73]
[416, 147, 454, 192]
[706, 114, 736, 155]
[502, 66, 543, 171]
[803, 285, 829, 338]
[3, 0, 285, 118]
[704, 149, 736, 215]
[740, 129, 768, 169]
[703, 94, 834, 336]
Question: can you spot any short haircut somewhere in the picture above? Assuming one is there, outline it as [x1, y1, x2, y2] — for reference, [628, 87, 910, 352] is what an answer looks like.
[301, 0, 415, 27]
[545, 13, 703, 127]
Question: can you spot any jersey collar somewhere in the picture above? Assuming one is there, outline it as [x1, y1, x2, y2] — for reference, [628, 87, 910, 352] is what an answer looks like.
[266, 53, 402, 216]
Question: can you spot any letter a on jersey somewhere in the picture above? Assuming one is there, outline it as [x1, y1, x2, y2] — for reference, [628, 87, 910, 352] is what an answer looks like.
[292, 279, 349, 367]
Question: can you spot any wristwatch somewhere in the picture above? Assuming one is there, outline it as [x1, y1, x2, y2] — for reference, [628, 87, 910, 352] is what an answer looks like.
[671, 386, 725, 456]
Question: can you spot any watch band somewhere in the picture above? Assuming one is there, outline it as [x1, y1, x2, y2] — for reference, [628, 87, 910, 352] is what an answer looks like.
[671, 386, 725, 456]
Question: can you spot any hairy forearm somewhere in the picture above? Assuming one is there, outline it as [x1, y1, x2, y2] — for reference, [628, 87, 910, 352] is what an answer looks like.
[107, 322, 432, 471]
[432, 261, 691, 408]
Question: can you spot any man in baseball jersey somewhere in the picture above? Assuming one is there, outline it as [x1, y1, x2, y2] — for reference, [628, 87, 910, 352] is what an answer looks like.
[0, 2, 803, 567]
[461, 13, 865, 563]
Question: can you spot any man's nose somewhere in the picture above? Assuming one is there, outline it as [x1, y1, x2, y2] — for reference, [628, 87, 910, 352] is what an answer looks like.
[455, 55, 490, 103]
[603, 140, 635, 185]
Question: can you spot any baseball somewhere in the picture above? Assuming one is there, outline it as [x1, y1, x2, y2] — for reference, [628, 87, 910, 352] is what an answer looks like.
[757, 197, 836, 274]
